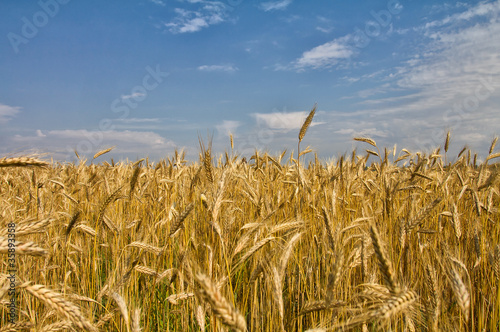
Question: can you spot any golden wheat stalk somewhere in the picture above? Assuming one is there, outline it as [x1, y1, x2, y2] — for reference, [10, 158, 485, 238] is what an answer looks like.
[92, 146, 115, 160]
[129, 165, 141, 199]
[131, 307, 142, 332]
[169, 202, 194, 237]
[444, 131, 451, 153]
[233, 236, 275, 270]
[446, 263, 470, 321]
[321, 206, 336, 252]
[425, 264, 440, 332]
[111, 291, 130, 332]
[38, 320, 73, 332]
[96, 185, 123, 226]
[406, 197, 442, 232]
[0, 218, 51, 237]
[0, 322, 33, 332]
[374, 289, 418, 321]
[194, 272, 247, 332]
[134, 265, 158, 277]
[74, 224, 96, 237]
[167, 292, 195, 305]
[489, 136, 498, 154]
[126, 241, 163, 255]
[299, 104, 317, 143]
[195, 304, 206, 331]
[0, 156, 48, 167]
[95, 309, 119, 328]
[65, 211, 81, 238]
[0, 237, 47, 256]
[21, 283, 96, 331]
[354, 137, 377, 148]
[298, 299, 344, 316]
[369, 222, 400, 294]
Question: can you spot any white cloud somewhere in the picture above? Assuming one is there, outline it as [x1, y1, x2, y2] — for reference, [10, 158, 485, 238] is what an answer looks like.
[216, 120, 241, 136]
[259, 0, 293, 12]
[114, 118, 160, 123]
[340, 76, 360, 84]
[316, 26, 333, 33]
[52, 129, 172, 146]
[291, 36, 355, 70]
[198, 64, 238, 72]
[254, 111, 306, 131]
[9, 129, 176, 161]
[0, 104, 21, 124]
[422, 1, 500, 30]
[356, 83, 392, 99]
[165, 2, 227, 33]
[121, 92, 146, 100]
[253, 111, 325, 132]
[337, 3, 500, 155]
[336, 127, 389, 138]
[150, 0, 165, 6]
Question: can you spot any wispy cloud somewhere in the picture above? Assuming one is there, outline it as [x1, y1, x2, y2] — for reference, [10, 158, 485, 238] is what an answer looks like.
[356, 83, 393, 99]
[216, 120, 241, 136]
[150, 0, 165, 6]
[198, 64, 238, 72]
[336, 2, 500, 153]
[422, 1, 500, 30]
[291, 36, 355, 70]
[316, 26, 333, 33]
[165, 2, 228, 33]
[0, 104, 21, 124]
[259, 0, 293, 12]
[114, 118, 160, 123]
[9, 129, 176, 161]
[121, 92, 146, 100]
[253, 111, 324, 132]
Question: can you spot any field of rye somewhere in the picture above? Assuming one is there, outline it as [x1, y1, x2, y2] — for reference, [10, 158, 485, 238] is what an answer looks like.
[1, 110, 499, 331]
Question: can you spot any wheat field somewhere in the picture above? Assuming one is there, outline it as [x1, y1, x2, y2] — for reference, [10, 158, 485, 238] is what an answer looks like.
[1, 118, 499, 331]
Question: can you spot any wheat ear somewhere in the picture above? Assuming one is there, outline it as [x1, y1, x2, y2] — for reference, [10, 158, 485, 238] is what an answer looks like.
[129, 165, 141, 199]
[0, 157, 48, 167]
[374, 289, 418, 321]
[353, 137, 377, 148]
[169, 202, 194, 237]
[92, 146, 115, 160]
[22, 283, 96, 331]
[369, 222, 399, 294]
[0, 237, 47, 256]
[111, 291, 130, 332]
[0, 322, 33, 332]
[96, 185, 123, 226]
[425, 264, 440, 332]
[38, 320, 73, 332]
[0, 218, 51, 237]
[65, 211, 81, 238]
[299, 104, 316, 143]
[194, 272, 247, 332]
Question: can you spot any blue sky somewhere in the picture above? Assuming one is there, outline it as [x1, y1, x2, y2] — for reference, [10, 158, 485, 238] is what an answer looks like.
[1, 0, 499, 162]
